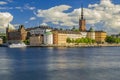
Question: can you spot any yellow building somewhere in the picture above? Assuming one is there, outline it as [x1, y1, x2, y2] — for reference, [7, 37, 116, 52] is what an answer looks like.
[53, 30, 82, 45]
[29, 35, 42, 46]
[53, 31, 67, 45]
[95, 31, 107, 43]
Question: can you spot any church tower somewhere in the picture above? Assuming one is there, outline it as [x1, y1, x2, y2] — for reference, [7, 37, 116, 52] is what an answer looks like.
[79, 5, 86, 31]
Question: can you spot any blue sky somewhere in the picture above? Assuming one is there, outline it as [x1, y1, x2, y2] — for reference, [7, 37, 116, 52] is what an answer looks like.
[0, 0, 120, 34]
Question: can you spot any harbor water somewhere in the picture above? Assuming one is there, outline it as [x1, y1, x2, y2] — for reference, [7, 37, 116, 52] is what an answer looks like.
[0, 47, 120, 80]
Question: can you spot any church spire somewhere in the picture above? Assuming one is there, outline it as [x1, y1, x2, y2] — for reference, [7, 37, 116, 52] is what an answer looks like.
[79, 4, 86, 31]
[81, 4, 84, 20]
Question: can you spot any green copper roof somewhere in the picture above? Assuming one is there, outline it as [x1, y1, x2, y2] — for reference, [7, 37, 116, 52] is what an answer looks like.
[45, 32, 52, 35]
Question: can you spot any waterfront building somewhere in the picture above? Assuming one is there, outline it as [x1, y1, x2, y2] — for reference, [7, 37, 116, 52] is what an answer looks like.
[95, 31, 107, 43]
[81, 32, 87, 38]
[87, 27, 95, 40]
[44, 32, 53, 45]
[29, 26, 52, 35]
[28, 26, 53, 45]
[53, 30, 82, 45]
[29, 35, 42, 46]
[6, 25, 28, 43]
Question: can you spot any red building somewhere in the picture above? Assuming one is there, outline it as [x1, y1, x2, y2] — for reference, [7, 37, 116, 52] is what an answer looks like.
[6, 25, 28, 42]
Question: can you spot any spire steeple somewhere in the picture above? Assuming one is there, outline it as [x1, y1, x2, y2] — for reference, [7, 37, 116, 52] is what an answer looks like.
[81, 4, 84, 20]
[79, 4, 86, 31]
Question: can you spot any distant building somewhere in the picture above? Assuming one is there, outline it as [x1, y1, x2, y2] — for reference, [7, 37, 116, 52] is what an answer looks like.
[29, 35, 42, 46]
[95, 31, 107, 43]
[44, 32, 53, 45]
[87, 27, 95, 40]
[28, 26, 53, 45]
[29, 26, 52, 35]
[6, 25, 28, 43]
[53, 30, 83, 45]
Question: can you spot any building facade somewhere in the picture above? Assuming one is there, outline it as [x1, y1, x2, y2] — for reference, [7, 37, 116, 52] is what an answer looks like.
[53, 30, 83, 45]
[6, 25, 28, 43]
[28, 26, 53, 45]
[29, 35, 42, 46]
[29, 26, 52, 35]
[44, 32, 53, 45]
[95, 31, 107, 43]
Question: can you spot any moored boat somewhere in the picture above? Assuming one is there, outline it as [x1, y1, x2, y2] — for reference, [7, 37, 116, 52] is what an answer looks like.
[8, 42, 26, 48]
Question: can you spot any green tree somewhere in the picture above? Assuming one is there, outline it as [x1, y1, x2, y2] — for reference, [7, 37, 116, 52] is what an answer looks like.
[66, 37, 71, 43]
[23, 39, 30, 45]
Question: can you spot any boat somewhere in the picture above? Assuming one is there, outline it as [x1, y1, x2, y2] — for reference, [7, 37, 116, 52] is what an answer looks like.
[8, 42, 27, 48]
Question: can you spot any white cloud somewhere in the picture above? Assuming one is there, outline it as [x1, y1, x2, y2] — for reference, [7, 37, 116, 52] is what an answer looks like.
[40, 23, 48, 26]
[30, 17, 36, 20]
[24, 4, 36, 10]
[36, 0, 120, 34]
[36, 5, 75, 27]
[0, 7, 13, 10]
[0, 12, 14, 29]
[0, 1, 7, 5]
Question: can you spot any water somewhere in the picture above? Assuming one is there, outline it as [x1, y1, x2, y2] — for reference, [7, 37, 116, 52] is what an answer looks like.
[0, 47, 120, 80]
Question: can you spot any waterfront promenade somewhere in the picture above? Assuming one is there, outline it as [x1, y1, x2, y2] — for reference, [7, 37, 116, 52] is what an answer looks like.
[28, 43, 120, 47]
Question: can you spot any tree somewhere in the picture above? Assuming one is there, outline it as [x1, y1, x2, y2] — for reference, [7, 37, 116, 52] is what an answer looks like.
[66, 37, 95, 44]
[66, 38, 71, 43]
[23, 39, 30, 45]
[105, 36, 120, 43]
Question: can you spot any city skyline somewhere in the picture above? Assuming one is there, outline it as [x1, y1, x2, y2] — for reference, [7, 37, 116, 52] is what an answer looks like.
[0, 0, 120, 34]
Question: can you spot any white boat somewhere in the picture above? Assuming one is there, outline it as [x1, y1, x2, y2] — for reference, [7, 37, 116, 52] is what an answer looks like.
[8, 42, 26, 48]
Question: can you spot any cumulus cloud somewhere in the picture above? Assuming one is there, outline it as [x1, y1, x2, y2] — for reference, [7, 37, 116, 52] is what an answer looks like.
[0, 1, 7, 5]
[36, 0, 120, 34]
[85, 0, 120, 34]
[36, 5, 76, 27]
[0, 12, 14, 29]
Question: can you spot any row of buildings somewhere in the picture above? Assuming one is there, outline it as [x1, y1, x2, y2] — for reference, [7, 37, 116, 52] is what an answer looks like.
[6, 6, 107, 46]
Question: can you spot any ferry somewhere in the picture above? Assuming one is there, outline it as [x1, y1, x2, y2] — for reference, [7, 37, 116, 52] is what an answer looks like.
[8, 42, 26, 48]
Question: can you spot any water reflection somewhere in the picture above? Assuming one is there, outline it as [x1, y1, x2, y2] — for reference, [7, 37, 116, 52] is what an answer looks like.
[0, 47, 120, 80]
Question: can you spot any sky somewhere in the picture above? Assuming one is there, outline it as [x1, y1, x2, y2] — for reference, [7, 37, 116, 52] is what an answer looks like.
[0, 0, 120, 34]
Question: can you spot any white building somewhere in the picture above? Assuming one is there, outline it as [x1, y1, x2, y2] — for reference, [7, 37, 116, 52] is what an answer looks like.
[87, 32, 95, 40]
[44, 32, 53, 45]
[80, 32, 87, 38]
[29, 26, 52, 35]
[66, 34, 82, 39]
